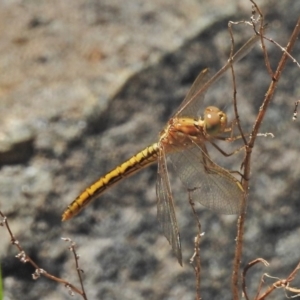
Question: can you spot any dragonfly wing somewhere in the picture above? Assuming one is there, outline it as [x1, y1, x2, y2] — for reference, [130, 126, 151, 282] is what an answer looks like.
[156, 145, 182, 265]
[176, 69, 210, 118]
[169, 144, 243, 215]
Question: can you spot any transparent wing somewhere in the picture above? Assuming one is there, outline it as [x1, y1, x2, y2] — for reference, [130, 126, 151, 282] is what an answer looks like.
[156, 145, 182, 265]
[169, 143, 243, 214]
[176, 34, 261, 119]
[176, 69, 210, 118]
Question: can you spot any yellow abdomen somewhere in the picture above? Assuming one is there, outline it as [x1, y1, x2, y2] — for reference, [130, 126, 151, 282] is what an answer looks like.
[62, 143, 159, 221]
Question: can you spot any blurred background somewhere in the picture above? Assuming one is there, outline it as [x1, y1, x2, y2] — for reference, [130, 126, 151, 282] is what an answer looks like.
[1, 0, 300, 299]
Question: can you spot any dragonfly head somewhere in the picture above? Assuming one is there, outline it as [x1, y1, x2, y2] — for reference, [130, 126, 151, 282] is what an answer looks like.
[204, 106, 227, 136]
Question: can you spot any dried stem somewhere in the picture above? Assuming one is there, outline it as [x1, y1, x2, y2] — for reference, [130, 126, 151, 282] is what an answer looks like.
[293, 100, 300, 121]
[231, 11, 300, 300]
[61, 237, 87, 299]
[0, 211, 87, 299]
[188, 190, 202, 300]
[228, 22, 247, 146]
[242, 258, 270, 300]
[255, 262, 300, 299]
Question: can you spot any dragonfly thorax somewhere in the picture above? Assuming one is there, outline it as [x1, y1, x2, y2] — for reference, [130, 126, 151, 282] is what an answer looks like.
[160, 117, 205, 150]
[159, 106, 227, 151]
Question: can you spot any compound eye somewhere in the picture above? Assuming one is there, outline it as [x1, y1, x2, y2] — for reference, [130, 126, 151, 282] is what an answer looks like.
[204, 106, 227, 135]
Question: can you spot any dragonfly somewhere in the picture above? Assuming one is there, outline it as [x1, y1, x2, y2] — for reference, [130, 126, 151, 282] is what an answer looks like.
[62, 34, 259, 265]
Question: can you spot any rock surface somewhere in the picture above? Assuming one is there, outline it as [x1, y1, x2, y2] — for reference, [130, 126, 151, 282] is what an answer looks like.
[1, 1, 300, 299]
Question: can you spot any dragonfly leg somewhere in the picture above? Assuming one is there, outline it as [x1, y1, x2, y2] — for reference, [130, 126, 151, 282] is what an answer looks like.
[224, 119, 237, 134]
[229, 169, 244, 178]
[209, 141, 245, 157]
[197, 142, 214, 173]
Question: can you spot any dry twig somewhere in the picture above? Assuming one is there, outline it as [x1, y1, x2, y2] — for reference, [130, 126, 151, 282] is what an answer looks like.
[0, 211, 87, 299]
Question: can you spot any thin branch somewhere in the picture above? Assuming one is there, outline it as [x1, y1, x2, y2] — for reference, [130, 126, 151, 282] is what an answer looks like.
[0, 211, 87, 299]
[61, 238, 87, 299]
[188, 190, 203, 300]
[232, 9, 300, 300]
[293, 100, 300, 121]
[249, 0, 273, 77]
[256, 262, 300, 300]
[228, 21, 248, 145]
[241, 258, 269, 300]
[249, 15, 300, 149]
